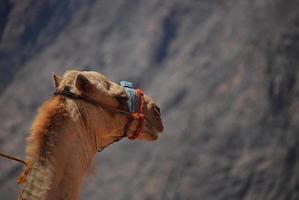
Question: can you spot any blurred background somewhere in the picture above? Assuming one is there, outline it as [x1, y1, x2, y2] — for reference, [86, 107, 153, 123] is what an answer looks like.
[1, 0, 299, 199]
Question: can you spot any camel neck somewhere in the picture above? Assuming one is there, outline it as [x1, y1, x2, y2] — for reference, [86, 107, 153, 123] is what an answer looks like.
[48, 133, 96, 200]
[18, 100, 99, 200]
[19, 145, 95, 200]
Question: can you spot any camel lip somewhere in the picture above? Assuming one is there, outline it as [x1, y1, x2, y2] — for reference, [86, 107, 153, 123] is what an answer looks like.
[144, 122, 161, 139]
[145, 119, 163, 133]
[144, 129, 159, 140]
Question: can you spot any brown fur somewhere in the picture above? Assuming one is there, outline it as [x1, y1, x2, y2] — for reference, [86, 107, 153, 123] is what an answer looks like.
[18, 96, 68, 183]
[17, 70, 164, 195]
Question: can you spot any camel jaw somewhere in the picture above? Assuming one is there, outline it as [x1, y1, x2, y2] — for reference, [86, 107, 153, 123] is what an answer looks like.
[139, 120, 163, 141]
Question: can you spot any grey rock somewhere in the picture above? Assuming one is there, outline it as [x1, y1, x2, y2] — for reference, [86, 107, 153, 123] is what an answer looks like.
[1, 0, 299, 199]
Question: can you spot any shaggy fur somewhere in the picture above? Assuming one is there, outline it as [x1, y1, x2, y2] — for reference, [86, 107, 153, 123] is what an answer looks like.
[18, 96, 67, 184]
[17, 70, 164, 200]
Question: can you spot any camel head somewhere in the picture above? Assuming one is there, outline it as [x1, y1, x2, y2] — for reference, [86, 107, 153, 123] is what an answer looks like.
[52, 70, 164, 142]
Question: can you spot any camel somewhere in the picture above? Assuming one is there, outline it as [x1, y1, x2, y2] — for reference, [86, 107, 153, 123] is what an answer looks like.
[17, 70, 164, 200]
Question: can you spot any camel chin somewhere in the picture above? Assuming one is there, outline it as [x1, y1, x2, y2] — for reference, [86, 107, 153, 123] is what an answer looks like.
[137, 121, 161, 141]
[138, 131, 158, 141]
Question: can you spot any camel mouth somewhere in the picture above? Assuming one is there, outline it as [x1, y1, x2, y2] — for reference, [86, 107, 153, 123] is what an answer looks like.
[144, 121, 162, 140]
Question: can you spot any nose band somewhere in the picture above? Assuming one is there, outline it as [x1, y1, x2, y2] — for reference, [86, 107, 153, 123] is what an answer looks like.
[120, 81, 140, 113]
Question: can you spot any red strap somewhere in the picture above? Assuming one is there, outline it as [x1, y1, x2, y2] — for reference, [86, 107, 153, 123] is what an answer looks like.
[127, 89, 145, 140]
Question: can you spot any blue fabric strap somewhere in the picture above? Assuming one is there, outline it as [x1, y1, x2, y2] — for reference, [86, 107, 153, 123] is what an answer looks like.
[120, 81, 139, 113]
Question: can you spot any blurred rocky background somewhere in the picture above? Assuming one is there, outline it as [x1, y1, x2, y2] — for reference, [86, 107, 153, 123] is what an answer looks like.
[1, 0, 299, 199]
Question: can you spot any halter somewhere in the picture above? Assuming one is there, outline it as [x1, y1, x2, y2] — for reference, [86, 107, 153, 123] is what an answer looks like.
[0, 81, 145, 167]
[0, 81, 145, 189]
[120, 81, 145, 140]
[54, 81, 145, 151]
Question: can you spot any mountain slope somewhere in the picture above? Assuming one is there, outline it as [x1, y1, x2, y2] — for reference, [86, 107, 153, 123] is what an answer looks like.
[1, 0, 299, 199]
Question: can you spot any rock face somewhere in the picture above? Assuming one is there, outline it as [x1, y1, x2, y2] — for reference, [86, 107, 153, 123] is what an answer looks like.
[1, 0, 299, 199]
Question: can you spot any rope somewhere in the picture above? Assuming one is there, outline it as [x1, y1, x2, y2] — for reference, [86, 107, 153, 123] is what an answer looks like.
[0, 152, 27, 166]
[127, 89, 145, 140]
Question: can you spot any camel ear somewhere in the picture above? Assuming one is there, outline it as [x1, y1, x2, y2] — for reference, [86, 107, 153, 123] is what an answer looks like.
[52, 73, 62, 88]
[75, 74, 92, 93]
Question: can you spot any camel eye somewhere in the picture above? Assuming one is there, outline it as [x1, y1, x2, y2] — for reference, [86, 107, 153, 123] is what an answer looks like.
[116, 92, 129, 109]
[152, 104, 161, 116]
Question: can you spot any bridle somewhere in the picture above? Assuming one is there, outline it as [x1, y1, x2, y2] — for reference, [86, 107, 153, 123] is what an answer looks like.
[0, 81, 146, 190]
[0, 81, 145, 167]
[53, 83, 145, 152]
